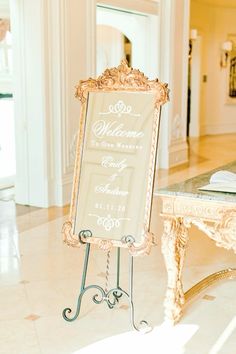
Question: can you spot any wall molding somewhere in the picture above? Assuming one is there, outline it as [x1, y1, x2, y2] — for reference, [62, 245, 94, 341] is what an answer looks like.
[97, 0, 159, 15]
[49, 174, 73, 206]
[158, 0, 189, 169]
[169, 141, 189, 167]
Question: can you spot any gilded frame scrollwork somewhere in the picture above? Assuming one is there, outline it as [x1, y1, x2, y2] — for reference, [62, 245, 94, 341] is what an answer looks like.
[159, 193, 236, 323]
[62, 60, 169, 256]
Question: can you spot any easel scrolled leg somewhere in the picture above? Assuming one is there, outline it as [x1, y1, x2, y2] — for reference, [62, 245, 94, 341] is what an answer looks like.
[62, 232, 152, 332]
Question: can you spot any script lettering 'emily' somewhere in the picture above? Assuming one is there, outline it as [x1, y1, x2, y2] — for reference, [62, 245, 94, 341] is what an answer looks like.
[92, 120, 144, 139]
[101, 156, 127, 173]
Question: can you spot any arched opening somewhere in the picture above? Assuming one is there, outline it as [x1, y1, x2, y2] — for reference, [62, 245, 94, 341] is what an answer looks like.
[96, 5, 159, 79]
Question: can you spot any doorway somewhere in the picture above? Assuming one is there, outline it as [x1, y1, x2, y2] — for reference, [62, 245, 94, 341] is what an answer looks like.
[187, 35, 201, 138]
[96, 5, 159, 79]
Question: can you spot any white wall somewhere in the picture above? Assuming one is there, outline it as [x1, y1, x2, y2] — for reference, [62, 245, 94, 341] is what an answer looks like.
[191, 0, 236, 135]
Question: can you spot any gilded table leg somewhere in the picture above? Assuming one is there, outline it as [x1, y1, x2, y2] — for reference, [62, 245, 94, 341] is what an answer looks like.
[161, 216, 189, 324]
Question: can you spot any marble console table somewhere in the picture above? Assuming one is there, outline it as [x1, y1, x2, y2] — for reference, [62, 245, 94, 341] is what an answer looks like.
[156, 161, 236, 324]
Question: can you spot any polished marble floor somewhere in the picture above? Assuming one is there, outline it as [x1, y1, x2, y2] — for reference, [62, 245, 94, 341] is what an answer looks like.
[0, 134, 235, 354]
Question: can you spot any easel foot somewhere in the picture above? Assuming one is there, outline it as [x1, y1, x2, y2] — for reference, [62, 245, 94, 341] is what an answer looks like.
[62, 241, 152, 332]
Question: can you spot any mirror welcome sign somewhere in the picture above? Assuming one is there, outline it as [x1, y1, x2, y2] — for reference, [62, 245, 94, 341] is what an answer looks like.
[63, 61, 169, 256]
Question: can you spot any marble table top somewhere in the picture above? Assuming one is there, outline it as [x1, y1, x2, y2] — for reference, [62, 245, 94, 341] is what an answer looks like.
[156, 161, 236, 204]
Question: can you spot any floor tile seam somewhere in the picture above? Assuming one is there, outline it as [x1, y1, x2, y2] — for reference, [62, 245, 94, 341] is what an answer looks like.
[17, 218, 68, 234]
[32, 320, 44, 354]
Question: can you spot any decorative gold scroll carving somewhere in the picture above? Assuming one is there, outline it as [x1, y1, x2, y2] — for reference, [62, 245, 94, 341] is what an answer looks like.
[161, 216, 190, 323]
[75, 60, 169, 108]
[62, 221, 77, 247]
[184, 209, 236, 253]
[160, 194, 236, 324]
[126, 230, 155, 257]
[162, 196, 235, 221]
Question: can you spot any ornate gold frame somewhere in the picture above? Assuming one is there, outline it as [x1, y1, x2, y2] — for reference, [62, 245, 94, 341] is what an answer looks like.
[62, 60, 169, 256]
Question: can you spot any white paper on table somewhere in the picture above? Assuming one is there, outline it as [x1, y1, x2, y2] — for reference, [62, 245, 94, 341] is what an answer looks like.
[198, 170, 236, 193]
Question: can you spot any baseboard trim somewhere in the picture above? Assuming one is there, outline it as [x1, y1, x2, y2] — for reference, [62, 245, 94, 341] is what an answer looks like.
[202, 123, 236, 135]
[169, 141, 189, 168]
[50, 174, 73, 207]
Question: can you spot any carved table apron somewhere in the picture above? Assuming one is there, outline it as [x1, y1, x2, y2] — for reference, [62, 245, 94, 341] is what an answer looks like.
[156, 161, 236, 324]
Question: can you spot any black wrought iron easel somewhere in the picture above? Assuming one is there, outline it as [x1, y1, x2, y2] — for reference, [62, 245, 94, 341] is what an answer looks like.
[62, 230, 152, 333]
